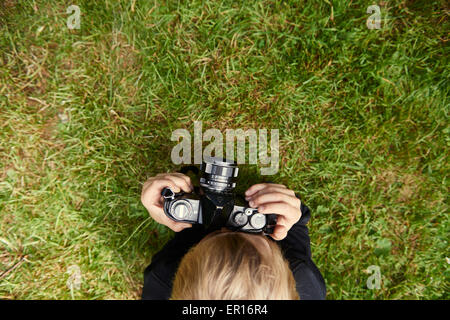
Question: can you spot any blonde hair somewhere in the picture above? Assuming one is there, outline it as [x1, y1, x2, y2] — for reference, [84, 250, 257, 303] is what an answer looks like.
[171, 232, 299, 300]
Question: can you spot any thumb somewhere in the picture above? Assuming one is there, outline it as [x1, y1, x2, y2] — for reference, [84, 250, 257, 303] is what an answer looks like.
[160, 214, 193, 232]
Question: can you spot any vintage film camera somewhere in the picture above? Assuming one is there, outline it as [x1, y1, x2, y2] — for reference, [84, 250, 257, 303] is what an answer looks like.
[161, 157, 277, 234]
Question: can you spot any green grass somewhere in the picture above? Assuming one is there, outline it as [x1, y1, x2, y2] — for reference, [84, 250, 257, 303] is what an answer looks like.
[0, 0, 448, 299]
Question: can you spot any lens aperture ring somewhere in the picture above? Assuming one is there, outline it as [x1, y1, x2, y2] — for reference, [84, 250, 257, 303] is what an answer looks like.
[200, 157, 238, 192]
[201, 162, 238, 178]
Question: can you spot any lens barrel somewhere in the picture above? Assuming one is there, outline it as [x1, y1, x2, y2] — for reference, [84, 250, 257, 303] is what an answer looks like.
[200, 157, 239, 193]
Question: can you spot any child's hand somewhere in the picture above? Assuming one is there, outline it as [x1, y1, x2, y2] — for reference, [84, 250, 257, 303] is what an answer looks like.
[141, 173, 194, 232]
[245, 183, 301, 241]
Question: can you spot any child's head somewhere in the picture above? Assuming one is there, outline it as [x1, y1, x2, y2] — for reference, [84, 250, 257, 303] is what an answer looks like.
[171, 230, 299, 300]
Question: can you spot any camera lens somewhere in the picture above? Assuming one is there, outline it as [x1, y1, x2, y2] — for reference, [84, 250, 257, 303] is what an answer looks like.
[200, 156, 238, 193]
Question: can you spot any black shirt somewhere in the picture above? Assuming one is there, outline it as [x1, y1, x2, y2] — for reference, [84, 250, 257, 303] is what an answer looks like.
[142, 203, 326, 300]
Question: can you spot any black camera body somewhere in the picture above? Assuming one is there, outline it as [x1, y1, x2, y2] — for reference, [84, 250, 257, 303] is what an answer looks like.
[161, 157, 277, 234]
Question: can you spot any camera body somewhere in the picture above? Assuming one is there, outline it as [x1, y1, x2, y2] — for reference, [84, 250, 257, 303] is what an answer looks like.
[161, 157, 277, 234]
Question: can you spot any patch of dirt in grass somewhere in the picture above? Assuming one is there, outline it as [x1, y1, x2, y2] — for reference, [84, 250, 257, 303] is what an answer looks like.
[0, 0, 17, 25]
[17, 45, 51, 96]
[0, 105, 66, 195]
[375, 168, 426, 204]
[111, 32, 140, 72]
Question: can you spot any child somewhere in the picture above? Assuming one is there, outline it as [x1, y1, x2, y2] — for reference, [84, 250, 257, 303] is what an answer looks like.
[141, 173, 326, 299]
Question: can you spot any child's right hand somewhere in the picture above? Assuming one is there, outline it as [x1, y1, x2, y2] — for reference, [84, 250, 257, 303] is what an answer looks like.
[244, 183, 302, 241]
[141, 173, 194, 232]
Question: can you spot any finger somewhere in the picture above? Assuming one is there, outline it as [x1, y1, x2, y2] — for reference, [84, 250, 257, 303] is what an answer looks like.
[143, 173, 192, 193]
[258, 202, 301, 226]
[152, 178, 181, 193]
[142, 176, 157, 191]
[146, 203, 166, 222]
[141, 179, 181, 208]
[269, 224, 289, 241]
[245, 183, 287, 197]
[169, 173, 194, 189]
[156, 172, 192, 185]
[149, 205, 193, 231]
[164, 218, 193, 232]
[246, 186, 295, 201]
[249, 192, 299, 209]
[158, 174, 192, 193]
[142, 176, 176, 191]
